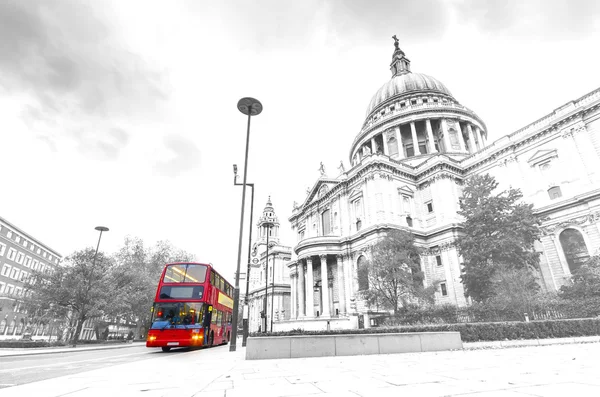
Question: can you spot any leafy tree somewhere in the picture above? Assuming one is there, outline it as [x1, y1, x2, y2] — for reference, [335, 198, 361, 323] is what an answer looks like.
[560, 255, 600, 299]
[487, 263, 541, 319]
[359, 229, 434, 314]
[25, 248, 114, 345]
[458, 174, 542, 302]
[107, 238, 195, 337]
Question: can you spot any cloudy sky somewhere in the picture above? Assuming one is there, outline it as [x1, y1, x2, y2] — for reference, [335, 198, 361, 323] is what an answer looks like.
[2, 0, 599, 284]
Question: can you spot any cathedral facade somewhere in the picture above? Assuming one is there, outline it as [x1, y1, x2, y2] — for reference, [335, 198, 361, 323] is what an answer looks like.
[278, 42, 600, 331]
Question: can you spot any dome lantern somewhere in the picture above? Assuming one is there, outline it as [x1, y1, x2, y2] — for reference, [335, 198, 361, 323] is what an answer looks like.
[390, 35, 411, 77]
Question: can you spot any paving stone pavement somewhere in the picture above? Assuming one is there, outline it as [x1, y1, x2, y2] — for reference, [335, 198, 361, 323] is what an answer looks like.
[2, 341, 600, 396]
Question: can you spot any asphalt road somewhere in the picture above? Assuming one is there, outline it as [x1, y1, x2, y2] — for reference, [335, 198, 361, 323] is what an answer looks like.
[0, 345, 174, 388]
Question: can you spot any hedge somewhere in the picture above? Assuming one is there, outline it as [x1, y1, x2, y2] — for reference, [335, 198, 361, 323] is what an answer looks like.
[249, 318, 600, 343]
[0, 339, 132, 349]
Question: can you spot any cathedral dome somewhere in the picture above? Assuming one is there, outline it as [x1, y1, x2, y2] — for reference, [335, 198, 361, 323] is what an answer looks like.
[365, 73, 453, 117]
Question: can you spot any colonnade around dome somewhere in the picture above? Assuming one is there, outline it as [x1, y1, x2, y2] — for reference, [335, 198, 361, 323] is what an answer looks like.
[352, 117, 486, 167]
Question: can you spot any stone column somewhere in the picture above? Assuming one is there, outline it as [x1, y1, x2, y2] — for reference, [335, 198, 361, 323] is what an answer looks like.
[425, 119, 437, 153]
[336, 254, 346, 315]
[320, 254, 331, 317]
[467, 124, 477, 153]
[441, 119, 451, 152]
[410, 121, 421, 155]
[456, 121, 467, 152]
[371, 139, 377, 155]
[382, 132, 389, 155]
[306, 257, 314, 317]
[477, 127, 486, 146]
[290, 271, 296, 319]
[297, 259, 305, 318]
[394, 126, 405, 159]
[475, 126, 484, 149]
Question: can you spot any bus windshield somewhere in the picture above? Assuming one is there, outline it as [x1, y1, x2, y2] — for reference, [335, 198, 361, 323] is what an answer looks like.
[163, 263, 207, 283]
[151, 302, 206, 326]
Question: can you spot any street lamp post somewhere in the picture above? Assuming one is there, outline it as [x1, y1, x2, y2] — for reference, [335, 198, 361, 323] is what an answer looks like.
[73, 226, 108, 347]
[231, 97, 263, 352]
[270, 239, 275, 332]
[233, 164, 254, 347]
[263, 222, 273, 333]
[92, 226, 109, 267]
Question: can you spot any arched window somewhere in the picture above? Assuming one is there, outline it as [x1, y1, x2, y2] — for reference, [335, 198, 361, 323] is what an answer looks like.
[357, 256, 369, 291]
[388, 136, 399, 157]
[559, 228, 590, 274]
[15, 319, 24, 335]
[7, 320, 15, 335]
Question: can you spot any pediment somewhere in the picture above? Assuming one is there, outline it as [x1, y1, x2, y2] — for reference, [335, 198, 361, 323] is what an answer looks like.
[527, 149, 558, 166]
[398, 185, 414, 197]
[348, 188, 363, 200]
[304, 179, 340, 206]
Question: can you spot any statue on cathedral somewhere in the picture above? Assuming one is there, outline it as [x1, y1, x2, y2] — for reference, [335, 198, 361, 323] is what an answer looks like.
[392, 35, 399, 50]
[338, 160, 345, 173]
[306, 187, 311, 195]
[293, 201, 298, 209]
[318, 162, 326, 176]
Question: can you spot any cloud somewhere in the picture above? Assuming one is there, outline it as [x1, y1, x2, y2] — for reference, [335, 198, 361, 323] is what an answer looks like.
[325, 0, 450, 43]
[450, 0, 600, 39]
[153, 134, 201, 177]
[0, 0, 168, 156]
[66, 126, 132, 160]
[211, 0, 449, 51]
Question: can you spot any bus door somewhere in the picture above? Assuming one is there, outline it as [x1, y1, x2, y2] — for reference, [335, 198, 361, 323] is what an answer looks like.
[202, 305, 212, 345]
[219, 311, 226, 341]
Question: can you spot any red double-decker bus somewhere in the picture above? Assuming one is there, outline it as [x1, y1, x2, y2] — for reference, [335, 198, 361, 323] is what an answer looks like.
[146, 262, 234, 352]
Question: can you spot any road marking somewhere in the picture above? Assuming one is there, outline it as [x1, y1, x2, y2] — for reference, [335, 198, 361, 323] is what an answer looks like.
[0, 351, 150, 373]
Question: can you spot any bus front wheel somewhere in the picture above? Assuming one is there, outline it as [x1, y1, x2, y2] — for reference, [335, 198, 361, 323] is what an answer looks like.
[161, 347, 171, 352]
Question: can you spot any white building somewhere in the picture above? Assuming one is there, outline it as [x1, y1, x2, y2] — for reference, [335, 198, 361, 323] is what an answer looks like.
[246, 198, 292, 332]
[279, 41, 600, 331]
[0, 216, 62, 339]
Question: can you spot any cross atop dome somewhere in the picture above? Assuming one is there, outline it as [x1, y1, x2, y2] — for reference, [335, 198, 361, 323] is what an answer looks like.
[390, 35, 411, 77]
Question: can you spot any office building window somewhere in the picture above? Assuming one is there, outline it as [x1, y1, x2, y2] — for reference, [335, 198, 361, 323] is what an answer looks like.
[1, 264, 11, 277]
[440, 283, 448, 296]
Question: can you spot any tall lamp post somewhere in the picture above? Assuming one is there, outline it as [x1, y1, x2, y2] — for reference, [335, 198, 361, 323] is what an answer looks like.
[263, 222, 273, 333]
[270, 236, 275, 333]
[231, 97, 263, 352]
[233, 164, 254, 347]
[92, 226, 109, 267]
[73, 226, 108, 347]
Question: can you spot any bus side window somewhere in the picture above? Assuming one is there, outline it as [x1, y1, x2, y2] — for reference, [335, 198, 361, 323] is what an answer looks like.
[210, 271, 215, 285]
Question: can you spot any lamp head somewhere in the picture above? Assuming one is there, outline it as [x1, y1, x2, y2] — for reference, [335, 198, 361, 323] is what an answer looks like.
[95, 226, 109, 232]
[237, 97, 263, 116]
